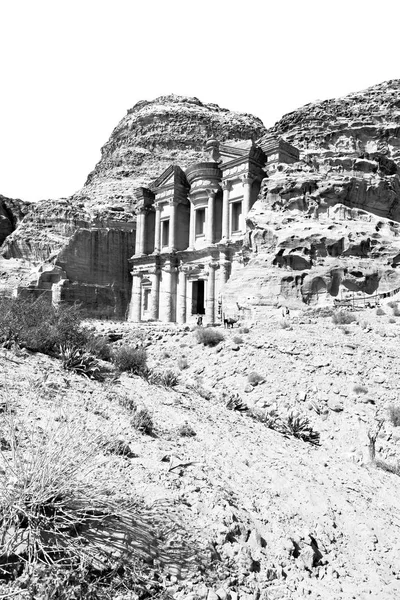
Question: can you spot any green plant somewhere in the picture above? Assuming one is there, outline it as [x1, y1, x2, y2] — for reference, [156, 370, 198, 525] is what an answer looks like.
[332, 310, 356, 325]
[281, 412, 320, 445]
[131, 407, 154, 435]
[113, 346, 147, 375]
[251, 408, 279, 429]
[147, 369, 179, 388]
[226, 393, 248, 412]
[247, 372, 264, 385]
[177, 423, 196, 437]
[388, 404, 400, 427]
[85, 334, 112, 361]
[59, 344, 102, 380]
[195, 327, 224, 347]
[376, 307, 386, 316]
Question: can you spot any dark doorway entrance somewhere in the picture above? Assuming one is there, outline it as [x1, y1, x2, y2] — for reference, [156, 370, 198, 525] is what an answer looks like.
[192, 280, 205, 314]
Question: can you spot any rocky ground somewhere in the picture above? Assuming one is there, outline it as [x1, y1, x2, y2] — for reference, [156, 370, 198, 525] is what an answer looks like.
[2, 302, 400, 599]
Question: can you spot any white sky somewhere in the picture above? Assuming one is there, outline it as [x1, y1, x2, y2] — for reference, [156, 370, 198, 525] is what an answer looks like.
[0, 0, 398, 202]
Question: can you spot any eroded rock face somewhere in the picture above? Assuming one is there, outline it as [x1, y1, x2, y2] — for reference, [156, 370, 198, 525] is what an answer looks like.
[3, 95, 265, 317]
[223, 80, 400, 315]
[0, 195, 30, 246]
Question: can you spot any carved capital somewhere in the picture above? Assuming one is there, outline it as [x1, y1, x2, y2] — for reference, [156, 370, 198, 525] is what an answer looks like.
[206, 188, 218, 200]
[222, 180, 233, 192]
[241, 173, 254, 186]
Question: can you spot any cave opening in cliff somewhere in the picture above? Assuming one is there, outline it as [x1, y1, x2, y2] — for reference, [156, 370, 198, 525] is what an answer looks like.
[191, 280, 205, 315]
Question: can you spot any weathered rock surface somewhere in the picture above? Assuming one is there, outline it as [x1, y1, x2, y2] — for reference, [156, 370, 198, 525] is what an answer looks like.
[224, 79, 400, 315]
[0, 194, 30, 246]
[1, 95, 265, 316]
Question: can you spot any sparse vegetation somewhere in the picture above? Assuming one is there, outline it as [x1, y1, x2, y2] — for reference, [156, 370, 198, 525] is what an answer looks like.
[195, 327, 224, 347]
[376, 307, 386, 316]
[388, 404, 400, 427]
[147, 369, 179, 388]
[232, 335, 244, 344]
[279, 318, 291, 329]
[113, 346, 147, 375]
[238, 327, 250, 334]
[177, 423, 196, 437]
[389, 317, 396, 324]
[281, 412, 320, 445]
[59, 344, 103, 380]
[131, 407, 154, 434]
[226, 393, 248, 412]
[375, 459, 400, 476]
[332, 310, 356, 325]
[388, 301, 400, 316]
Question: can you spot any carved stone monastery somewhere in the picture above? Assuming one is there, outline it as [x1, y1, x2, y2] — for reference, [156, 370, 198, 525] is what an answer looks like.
[128, 137, 299, 324]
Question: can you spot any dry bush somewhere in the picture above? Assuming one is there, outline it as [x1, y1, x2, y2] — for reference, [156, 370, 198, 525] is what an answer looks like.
[177, 423, 196, 437]
[0, 296, 88, 354]
[388, 404, 400, 427]
[232, 335, 244, 344]
[59, 344, 103, 380]
[131, 407, 154, 435]
[376, 307, 386, 316]
[113, 346, 147, 375]
[84, 334, 112, 361]
[389, 317, 396, 324]
[279, 319, 291, 329]
[280, 411, 320, 445]
[238, 327, 250, 334]
[195, 327, 224, 347]
[147, 369, 179, 388]
[332, 310, 356, 325]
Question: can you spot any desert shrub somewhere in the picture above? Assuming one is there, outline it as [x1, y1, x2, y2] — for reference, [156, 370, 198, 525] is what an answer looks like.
[85, 334, 112, 361]
[376, 307, 386, 316]
[131, 407, 154, 435]
[339, 326, 351, 334]
[195, 327, 224, 347]
[388, 404, 400, 427]
[279, 318, 291, 329]
[232, 335, 244, 344]
[389, 317, 396, 324]
[225, 393, 248, 412]
[0, 296, 88, 354]
[375, 459, 400, 476]
[387, 301, 397, 308]
[177, 356, 188, 370]
[113, 346, 147, 375]
[332, 310, 356, 325]
[177, 423, 196, 437]
[59, 344, 103, 380]
[247, 372, 264, 385]
[118, 395, 137, 413]
[251, 408, 280, 429]
[353, 384, 368, 395]
[0, 420, 122, 576]
[147, 369, 179, 388]
[281, 412, 320, 445]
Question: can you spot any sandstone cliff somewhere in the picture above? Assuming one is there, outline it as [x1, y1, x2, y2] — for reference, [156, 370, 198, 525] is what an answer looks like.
[223, 79, 400, 315]
[1, 95, 265, 316]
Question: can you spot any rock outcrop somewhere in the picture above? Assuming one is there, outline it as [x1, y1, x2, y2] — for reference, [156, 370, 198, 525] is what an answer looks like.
[1, 96, 265, 317]
[223, 79, 400, 316]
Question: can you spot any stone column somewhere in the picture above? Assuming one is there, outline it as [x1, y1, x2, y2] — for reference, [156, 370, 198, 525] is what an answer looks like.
[160, 262, 176, 322]
[129, 273, 142, 321]
[169, 201, 178, 251]
[242, 175, 254, 223]
[206, 190, 216, 245]
[149, 269, 160, 320]
[139, 209, 146, 255]
[177, 267, 187, 324]
[135, 212, 142, 255]
[154, 205, 161, 253]
[219, 253, 231, 286]
[189, 201, 196, 249]
[221, 180, 231, 241]
[205, 262, 217, 324]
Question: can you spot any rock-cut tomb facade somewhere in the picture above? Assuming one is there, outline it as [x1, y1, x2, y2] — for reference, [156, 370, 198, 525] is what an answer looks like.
[127, 137, 299, 324]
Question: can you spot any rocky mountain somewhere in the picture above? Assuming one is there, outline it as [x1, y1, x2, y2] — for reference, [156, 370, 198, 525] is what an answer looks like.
[0, 95, 265, 316]
[224, 79, 400, 316]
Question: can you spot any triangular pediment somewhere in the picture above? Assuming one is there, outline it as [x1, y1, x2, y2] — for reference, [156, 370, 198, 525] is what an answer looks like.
[151, 165, 188, 191]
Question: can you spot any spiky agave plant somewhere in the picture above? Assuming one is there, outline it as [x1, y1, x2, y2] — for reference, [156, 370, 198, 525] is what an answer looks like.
[281, 411, 320, 445]
[59, 344, 102, 380]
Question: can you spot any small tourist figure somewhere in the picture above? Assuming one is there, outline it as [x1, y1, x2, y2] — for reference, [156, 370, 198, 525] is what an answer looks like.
[197, 315, 203, 327]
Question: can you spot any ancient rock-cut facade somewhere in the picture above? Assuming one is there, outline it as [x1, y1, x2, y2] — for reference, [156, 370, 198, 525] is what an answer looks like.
[128, 138, 298, 324]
